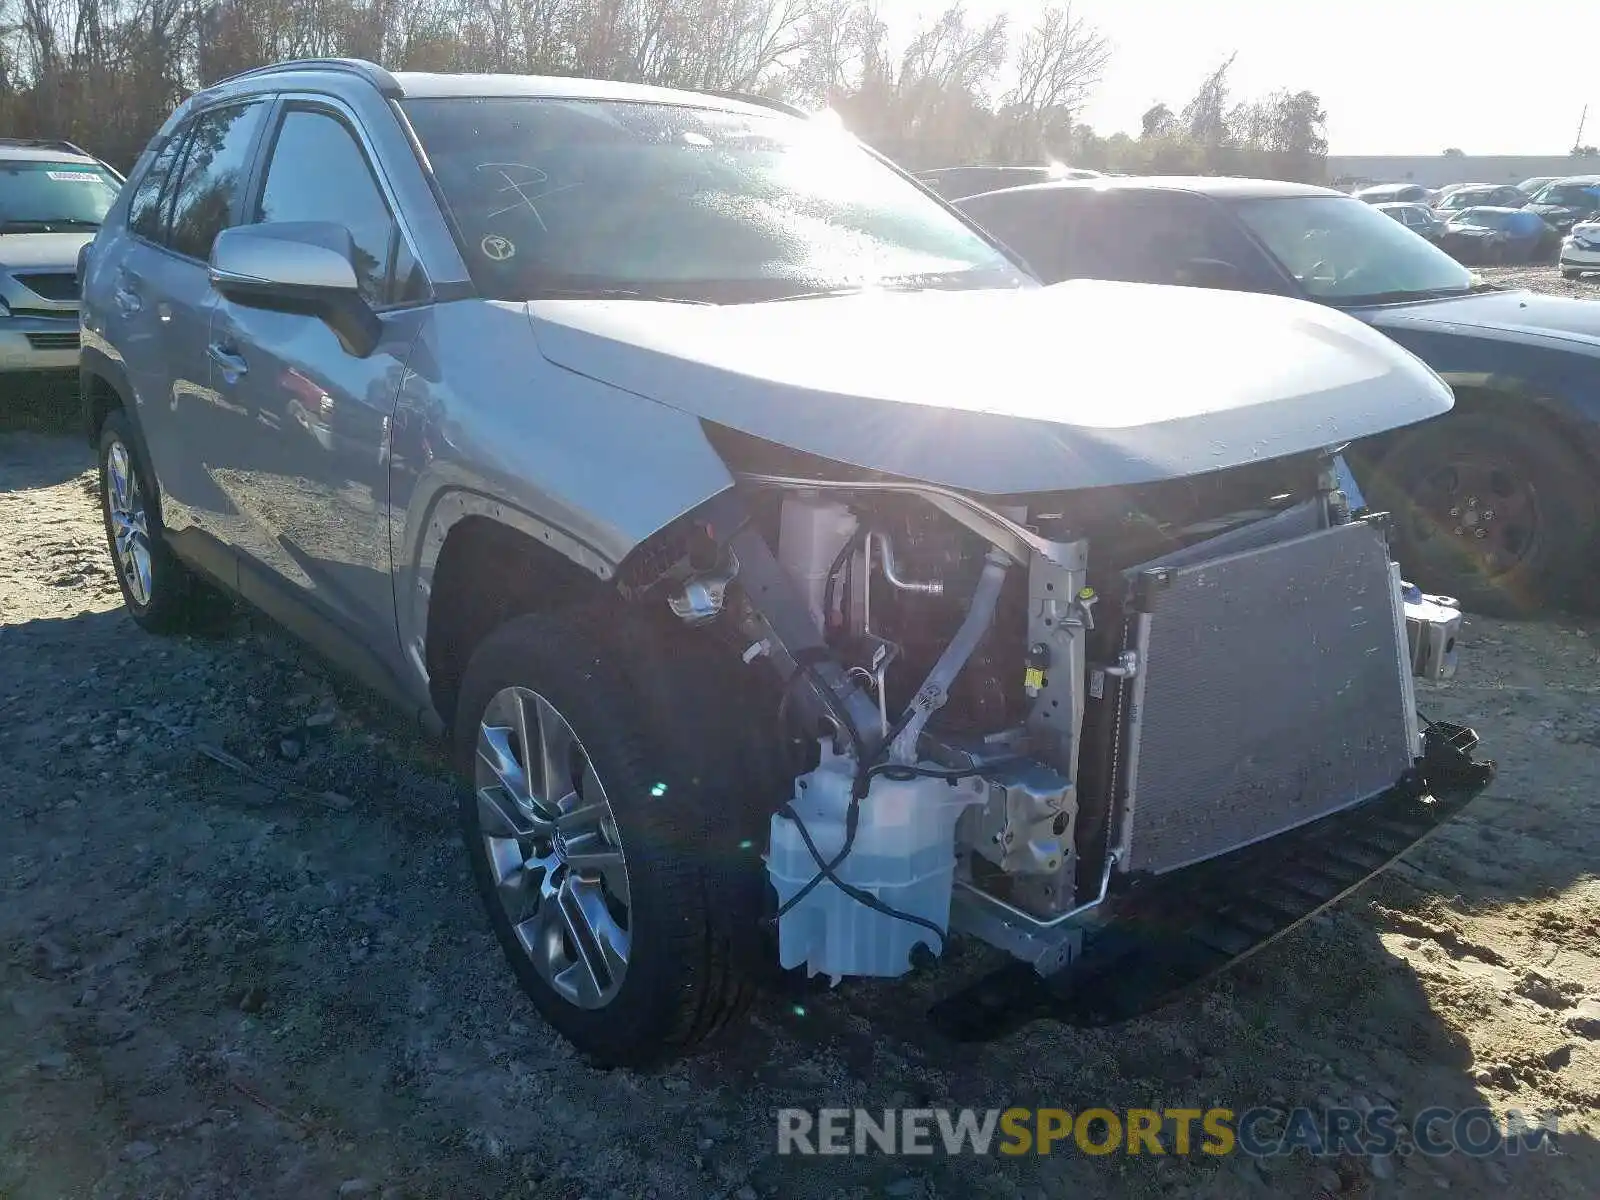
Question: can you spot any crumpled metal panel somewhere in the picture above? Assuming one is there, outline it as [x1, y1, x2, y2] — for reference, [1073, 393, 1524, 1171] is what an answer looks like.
[1125, 521, 1413, 876]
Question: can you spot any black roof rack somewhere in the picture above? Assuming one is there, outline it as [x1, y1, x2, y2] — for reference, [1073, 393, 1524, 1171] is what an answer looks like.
[702, 91, 812, 118]
[0, 137, 95, 158]
[212, 58, 401, 98]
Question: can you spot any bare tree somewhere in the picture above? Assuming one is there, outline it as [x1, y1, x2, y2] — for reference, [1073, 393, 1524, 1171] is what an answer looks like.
[990, 2, 1107, 162]
[1180, 52, 1235, 148]
[1003, 4, 1106, 120]
[0, 0, 1117, 173]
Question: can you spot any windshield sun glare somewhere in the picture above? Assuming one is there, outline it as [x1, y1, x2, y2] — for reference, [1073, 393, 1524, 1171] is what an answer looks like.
[1232, 195, 1476, 303]
[399, 96, 1024, 303]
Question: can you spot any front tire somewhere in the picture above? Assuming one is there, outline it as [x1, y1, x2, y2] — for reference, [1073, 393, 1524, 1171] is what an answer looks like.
[97, 410, 225, 633]
[1562, 268, 1583, 279]
[1364, 411, 1597, 617]
[453, 610, 762, 1067]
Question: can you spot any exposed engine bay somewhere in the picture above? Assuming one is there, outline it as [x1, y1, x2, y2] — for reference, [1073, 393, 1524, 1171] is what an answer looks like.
[637, 441, 1470, 987]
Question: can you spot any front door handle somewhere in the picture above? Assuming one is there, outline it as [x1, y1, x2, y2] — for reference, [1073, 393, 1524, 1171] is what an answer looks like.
[208, 342, 249, 378]
[113, 281, 142, 315]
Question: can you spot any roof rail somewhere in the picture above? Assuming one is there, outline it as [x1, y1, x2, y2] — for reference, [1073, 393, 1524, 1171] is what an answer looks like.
[702, 91, 811, 119]
[0, 136, 95, 157]
[211, 58, 401, 98]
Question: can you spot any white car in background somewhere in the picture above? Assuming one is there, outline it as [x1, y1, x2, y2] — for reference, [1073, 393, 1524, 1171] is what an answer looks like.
[0, 138, 122, 381]
[1561, 220, 1600, 278]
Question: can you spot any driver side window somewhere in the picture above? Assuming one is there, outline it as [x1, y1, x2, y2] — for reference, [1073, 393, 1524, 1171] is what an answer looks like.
[252, 107, 424, 305]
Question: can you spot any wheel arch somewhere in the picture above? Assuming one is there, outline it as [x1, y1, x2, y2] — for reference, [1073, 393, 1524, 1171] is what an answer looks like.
[1351, 375, 1600, 477]
[79, 349, 167, 513]
[79, 346, 136, 446]
[413, 495, 618, 726]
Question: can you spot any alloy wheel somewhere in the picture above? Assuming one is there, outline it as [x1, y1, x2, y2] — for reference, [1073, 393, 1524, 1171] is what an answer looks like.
[473, 685, 632, 1009]
[105, 439, 153, 607]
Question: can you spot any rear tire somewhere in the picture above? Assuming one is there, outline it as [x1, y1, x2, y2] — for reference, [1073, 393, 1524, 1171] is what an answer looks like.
[97, 410, 228, 634]
[1364, 411, 1597, 617]
[453, 609, 771, 1067]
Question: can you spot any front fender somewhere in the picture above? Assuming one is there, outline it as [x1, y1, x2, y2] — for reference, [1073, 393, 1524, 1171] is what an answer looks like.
[388, 300, 736, 691]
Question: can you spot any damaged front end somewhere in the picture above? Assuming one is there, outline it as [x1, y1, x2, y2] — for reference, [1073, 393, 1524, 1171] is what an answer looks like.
[620, 432, 1493, 1034]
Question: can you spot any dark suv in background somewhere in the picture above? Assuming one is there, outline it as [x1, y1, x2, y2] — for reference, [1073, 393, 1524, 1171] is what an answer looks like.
[957, 176, 1600, 615]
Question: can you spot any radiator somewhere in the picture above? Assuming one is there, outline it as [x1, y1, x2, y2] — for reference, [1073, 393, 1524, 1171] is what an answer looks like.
[1120, 519, 1415, 876]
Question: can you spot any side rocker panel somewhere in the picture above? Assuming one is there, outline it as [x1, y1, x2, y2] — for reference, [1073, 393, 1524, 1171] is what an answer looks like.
[388, 299, 736, 699]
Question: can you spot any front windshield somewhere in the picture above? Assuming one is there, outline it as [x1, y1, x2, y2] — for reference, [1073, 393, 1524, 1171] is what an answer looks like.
[1232, 195, 1475, 303]
[1438, 191, 1485, 210]
[1455, 209, 1506, 229]
[400, 97, 1025, 302]
[0, 159, 120, 229]
[1531, 183, 1600, 207]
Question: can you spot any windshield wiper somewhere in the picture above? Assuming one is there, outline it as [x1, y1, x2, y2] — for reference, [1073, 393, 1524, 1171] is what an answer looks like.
[525, 286, 710, 305]
[0, 217, 101, 233]
[764, 273, 1026, 303]
[1332, 282, 1500, 306]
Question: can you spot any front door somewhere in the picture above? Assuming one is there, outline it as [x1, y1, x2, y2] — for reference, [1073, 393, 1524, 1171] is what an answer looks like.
[206, 100, 429, 651]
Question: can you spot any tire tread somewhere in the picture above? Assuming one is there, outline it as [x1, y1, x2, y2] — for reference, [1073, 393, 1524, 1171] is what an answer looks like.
[454, 607, 766, 1067]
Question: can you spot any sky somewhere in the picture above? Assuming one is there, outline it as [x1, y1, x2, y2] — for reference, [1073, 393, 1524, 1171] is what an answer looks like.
[878, 0, 1594, 155]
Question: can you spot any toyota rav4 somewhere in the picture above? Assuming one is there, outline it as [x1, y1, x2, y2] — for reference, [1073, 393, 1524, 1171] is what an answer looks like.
[80, 58, 1492, 1067]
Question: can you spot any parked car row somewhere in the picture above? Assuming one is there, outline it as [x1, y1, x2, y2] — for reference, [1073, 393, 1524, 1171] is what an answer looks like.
[9, 61, 1502, 1068]
[1357, 176, 1600, 265]
[1524, 176, 1600, 233]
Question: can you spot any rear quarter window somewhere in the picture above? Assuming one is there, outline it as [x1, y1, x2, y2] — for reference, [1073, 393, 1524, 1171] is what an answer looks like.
[127, 132, 187, 242]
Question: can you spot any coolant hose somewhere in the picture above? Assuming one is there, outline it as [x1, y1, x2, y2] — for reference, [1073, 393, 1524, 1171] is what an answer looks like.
[887, 550, 1011, 764]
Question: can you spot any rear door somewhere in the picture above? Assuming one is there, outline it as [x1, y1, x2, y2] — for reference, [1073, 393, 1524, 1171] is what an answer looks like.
[106, 124, 191, 518]
[206, 98, 430, 648]
[114, 98, 272, 557]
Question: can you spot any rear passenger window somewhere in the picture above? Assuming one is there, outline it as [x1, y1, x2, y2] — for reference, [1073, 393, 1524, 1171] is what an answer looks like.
[960, 190, 1084, 282]
[253, 108, 407, 305]
[1069, 194, 1255, 287]
[127, 130, 187, 243]
[165, 101, 267, 261]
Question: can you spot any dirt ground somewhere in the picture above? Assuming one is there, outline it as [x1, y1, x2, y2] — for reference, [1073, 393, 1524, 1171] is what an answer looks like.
[3, 268, 1600, 1199]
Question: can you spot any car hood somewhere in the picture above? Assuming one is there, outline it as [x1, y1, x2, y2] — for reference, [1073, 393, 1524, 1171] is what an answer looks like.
[526, 280, 1453, 494]
[1357, 289, 1600, 353]
[0, 230, 94, 269]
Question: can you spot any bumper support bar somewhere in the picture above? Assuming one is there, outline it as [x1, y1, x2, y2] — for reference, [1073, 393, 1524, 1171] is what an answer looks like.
[928, 722, 1495, 1041]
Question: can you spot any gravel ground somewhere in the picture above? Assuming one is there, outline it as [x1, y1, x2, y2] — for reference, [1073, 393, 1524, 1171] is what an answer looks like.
[3, 267, 1600, 1198]
[1477, 263, 1600, 297]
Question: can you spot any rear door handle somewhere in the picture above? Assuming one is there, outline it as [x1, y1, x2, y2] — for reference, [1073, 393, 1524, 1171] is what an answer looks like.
[208, 342, 248, 378]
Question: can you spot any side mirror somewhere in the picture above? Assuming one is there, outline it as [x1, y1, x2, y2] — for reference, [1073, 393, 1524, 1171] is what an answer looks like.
[210, 222, 382, 358]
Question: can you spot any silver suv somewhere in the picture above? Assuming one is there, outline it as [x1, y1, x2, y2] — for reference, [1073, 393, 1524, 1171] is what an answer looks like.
[82, 58, 1491, 1067]
[0, 138, 121, 377]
